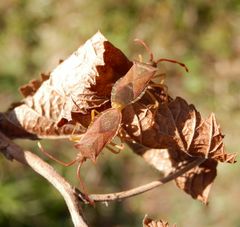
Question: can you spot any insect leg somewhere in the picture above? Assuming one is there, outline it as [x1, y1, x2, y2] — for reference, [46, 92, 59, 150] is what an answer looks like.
[69, 123, 82, 142]
[149, 83, 168, 96]
[138, 54, 143, 62]
[153, 72, 166, 84]
[69, 135, 82, 142]
[76, 162, 95, 205]
[106, 142, 124, 154]
[90, 109, 100, 123]
[146, 90, 159, 109]
[106, 145, 121, 154]
[109, 141, 124, 150]
[38, 142, 77, 166]
[145, 90, 161, 126]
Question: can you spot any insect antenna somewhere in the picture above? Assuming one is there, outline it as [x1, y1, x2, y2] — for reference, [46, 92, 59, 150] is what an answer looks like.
[134, 38, 189, 72]
[155, 58, 189, 72]
[134, 38, 154, 63]
[150, 83, 168, 97]
[106, 142, 124, 154]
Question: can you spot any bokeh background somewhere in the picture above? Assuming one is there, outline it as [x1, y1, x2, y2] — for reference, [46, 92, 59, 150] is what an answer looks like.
[0, 1, 239, 226]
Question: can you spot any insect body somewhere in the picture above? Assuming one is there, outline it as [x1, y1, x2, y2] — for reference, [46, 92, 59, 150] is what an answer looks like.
[74, 108, 122, 163]
[111, 61, 157, 109]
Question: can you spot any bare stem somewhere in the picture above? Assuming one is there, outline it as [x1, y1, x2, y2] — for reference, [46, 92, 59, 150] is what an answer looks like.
[89, 157, 205, 202]
[0, 132, 88, 227]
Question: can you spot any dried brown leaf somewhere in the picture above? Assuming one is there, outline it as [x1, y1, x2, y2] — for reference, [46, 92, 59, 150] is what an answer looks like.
[123, 94, 236, 164]
[122, 89, 236, 202]
[1, 32, 132, 139]
[143, 215, 175, 227]
[0, 32, 236, 205]
[175, 157, 217, 204]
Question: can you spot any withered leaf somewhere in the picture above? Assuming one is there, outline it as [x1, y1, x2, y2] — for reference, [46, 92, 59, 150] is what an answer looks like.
[175, 158, 217, 204]
[1, 32, 132, 139]
[122, 89, 236, 203]
[143, 215, 175, 227]
[162, 97, 236, 163]
[123, 94, 236, 164]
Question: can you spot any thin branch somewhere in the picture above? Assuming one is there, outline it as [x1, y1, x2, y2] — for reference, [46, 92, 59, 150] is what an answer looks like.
[88, 157, 205, 202]
[0, 129, 206, 223]
[0, 132, 88, 227]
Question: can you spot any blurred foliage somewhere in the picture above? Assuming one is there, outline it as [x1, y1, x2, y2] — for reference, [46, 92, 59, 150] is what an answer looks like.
[0, 0, 240, 226]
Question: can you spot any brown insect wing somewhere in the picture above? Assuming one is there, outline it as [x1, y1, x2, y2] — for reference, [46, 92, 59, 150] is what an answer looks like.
[111, 61, 157, 108]
[74, 108, 122, 162]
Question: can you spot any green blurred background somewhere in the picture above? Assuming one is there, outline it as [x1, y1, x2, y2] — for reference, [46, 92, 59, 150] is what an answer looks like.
[0, 0, 239, 226]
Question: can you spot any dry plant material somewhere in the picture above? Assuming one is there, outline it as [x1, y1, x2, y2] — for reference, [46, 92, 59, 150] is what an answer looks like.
[123, 93, 236, 203]
[62, 61, 159, 186]
[72, 41, 190, 170]
[71, 37, 235, 203]
[175, 158, 217, 203]
[72, 50, 182, 166]
[0, 32, 237, 226]
[125, 96, 236, 163]
[143, 215, 176, 227]
[0, 32, 132, 139]
[19, 73, 50, 97]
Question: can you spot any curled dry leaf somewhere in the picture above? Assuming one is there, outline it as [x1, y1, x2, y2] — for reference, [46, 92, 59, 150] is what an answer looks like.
[158, 97, 236, 163]
[123, 93, 236, 164]
[143, 215, 175, 227]
[175, 157, 217, 204]
[0, 32, 132, 139]
[122, 88, 236, 203]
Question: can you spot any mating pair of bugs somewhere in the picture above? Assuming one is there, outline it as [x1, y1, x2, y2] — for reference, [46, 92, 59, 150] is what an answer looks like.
[38, 40, 188, 191]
